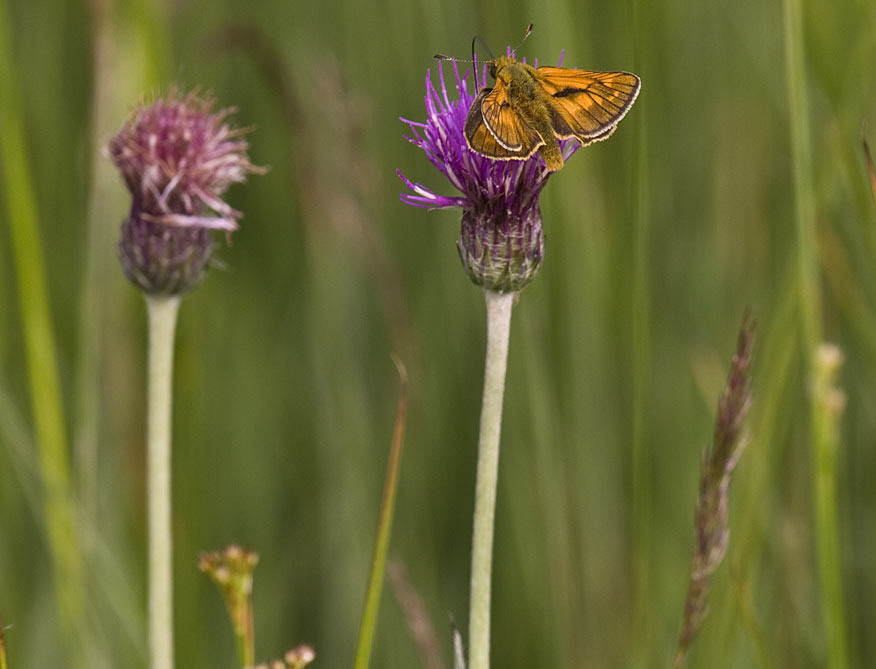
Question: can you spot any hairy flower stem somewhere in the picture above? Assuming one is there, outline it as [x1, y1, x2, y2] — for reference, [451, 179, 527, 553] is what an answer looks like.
[146, 295, 181, 669]
[469, 290, 515, 669]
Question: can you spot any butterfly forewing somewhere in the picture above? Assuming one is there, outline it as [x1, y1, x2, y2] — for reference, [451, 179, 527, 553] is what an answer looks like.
[535, 68, 640, 140]
[479, 83, 544, 152]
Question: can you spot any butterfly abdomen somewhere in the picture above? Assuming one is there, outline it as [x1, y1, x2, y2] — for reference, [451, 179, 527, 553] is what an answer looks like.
[513, 84, 564, 170]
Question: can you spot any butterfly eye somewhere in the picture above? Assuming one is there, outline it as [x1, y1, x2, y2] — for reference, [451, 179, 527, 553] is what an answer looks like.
[488, 63, 497, 79]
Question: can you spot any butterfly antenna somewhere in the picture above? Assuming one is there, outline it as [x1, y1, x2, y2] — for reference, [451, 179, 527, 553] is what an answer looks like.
[471, 34, 494, 61]
[434, 53, 479, 65]
[436, 36, 492, 85]
[434, 34, 495, 64]
[510, 23, 534, 56]
[471, 35, 494, 87]
[434, 50, 485, 64]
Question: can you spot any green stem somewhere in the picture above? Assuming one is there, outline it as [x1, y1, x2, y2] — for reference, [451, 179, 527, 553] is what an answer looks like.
[468, 290, 515, 669]
[352, 356, 408, 669]
[629, 29, 652, 666]
[146, 295, 181, 669]
[0, 1, 84, 663]
[812, 345, 848, 669]
[77, 0, 114, 548]
[238, 597, 254, 668]
[782, 0, 847, 666]
[782, 0, 820, 348]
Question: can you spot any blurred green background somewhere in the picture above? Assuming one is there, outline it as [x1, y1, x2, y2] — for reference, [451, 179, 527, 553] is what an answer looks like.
[2, 0, 876, 667]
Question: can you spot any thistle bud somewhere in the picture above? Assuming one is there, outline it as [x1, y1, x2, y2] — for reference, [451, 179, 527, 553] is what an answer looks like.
[117, 206, 214, 295]
[457, 203, 544, 293]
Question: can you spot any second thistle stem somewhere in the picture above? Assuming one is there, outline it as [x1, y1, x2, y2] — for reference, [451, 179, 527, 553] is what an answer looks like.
[146, 295, 181, 669]
[468, 290, 515, 669]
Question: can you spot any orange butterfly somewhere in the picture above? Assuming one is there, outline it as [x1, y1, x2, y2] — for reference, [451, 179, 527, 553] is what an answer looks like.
[461, 54, 640, 171]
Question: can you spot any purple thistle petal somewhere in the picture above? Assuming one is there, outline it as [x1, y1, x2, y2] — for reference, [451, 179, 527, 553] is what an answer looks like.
[398, 59, 580, 218]
[108, 88, 263, 228]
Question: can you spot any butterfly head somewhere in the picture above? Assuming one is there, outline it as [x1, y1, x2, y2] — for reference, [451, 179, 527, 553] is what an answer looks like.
[487, 55, 521, 84]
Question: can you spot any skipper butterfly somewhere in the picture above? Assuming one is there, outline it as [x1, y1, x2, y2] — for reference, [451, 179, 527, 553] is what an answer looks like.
[440, 27, 640, 171]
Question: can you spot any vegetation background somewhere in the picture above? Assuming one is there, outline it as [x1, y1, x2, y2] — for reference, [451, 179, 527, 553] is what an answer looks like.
[1, 0, 875, 667]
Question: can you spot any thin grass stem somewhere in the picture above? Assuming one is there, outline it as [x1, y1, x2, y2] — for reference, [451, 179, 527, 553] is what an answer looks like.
[782, 0, 848, 666]
[811, 344, 849, 669]
[352, 356, 409, 669]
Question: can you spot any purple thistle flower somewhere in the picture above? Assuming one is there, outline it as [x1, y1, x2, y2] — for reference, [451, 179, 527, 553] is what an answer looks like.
[108, 88, 263, 295]
[398, 59, 580, 293]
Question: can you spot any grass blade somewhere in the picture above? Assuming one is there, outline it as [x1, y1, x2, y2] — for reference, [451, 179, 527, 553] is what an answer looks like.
[352, 355, 409, 669]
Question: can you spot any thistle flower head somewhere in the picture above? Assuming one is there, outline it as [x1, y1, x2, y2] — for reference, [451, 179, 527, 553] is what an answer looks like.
[108, 88, 263, 295]
[398, 58, 580, 293]
[398, 58, 579, 212]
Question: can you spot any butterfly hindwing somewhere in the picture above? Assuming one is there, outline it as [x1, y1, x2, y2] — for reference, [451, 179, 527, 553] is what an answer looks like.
[534, 68, 640, 141]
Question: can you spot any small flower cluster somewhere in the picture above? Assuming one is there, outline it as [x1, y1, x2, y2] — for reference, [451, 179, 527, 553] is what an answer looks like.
[398, 59, 580, 293]
[199, 545, 315, 668]
[108, 88, 262, 295]
[198, 544, 259, 643]
[245, 645, 316, 669]
[199, 544, 259, 666]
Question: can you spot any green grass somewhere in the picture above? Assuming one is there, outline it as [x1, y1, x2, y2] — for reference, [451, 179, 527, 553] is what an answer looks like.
[1, 0, 876, 667]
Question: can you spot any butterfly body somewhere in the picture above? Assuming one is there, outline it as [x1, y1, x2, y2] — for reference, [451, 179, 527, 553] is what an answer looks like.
[464, 54, 641, 171]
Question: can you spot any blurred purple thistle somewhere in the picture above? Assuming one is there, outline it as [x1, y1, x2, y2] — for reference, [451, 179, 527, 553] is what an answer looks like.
[398, 58, 580, 293]
[108, 88, 263, 295]
[675, 309, 755, 667]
